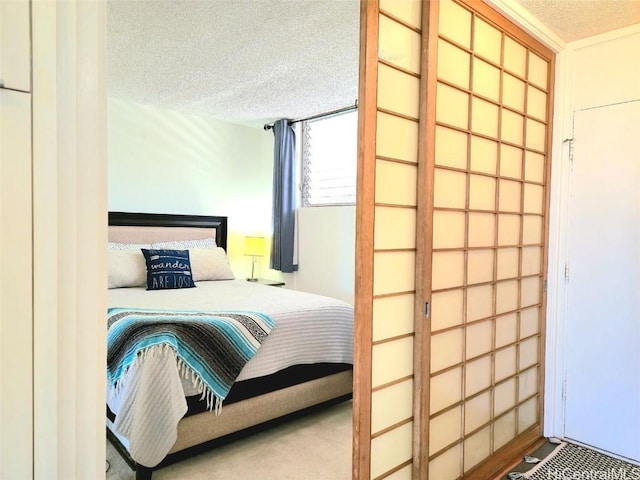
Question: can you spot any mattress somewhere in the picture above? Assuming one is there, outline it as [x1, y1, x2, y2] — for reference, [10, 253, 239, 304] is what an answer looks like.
[107, 279, 354, 467]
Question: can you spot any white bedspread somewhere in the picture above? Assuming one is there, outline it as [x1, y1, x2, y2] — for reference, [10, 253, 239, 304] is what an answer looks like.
[107, 280, 353, 467]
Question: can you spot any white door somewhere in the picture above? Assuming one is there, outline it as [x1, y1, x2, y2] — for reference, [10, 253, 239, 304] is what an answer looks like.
[564, 100, 640, 462]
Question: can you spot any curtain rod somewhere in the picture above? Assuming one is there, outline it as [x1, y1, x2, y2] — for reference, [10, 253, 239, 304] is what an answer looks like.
[263, 100, 358, 131]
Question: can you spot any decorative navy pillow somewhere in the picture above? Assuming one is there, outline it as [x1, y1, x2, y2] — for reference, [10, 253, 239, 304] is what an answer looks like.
[141, 249, 196, 290]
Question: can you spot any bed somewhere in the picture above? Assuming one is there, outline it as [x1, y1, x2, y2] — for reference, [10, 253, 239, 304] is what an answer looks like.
[106, 212, 354, 480]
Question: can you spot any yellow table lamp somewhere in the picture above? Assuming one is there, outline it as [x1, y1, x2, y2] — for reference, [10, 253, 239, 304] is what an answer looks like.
[243, 236, 265, 281]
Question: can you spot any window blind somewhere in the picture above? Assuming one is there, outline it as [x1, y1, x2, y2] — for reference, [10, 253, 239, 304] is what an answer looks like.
[301, 110, 357, 206]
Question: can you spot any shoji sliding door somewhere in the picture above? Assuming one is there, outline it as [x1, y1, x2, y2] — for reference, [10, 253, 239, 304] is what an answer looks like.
[423, 1, 554, 477]
[355, 1, 423, 479]
[355, 0, 554, 478]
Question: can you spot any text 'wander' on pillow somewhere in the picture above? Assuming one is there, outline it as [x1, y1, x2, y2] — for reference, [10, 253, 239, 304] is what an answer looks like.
[141, 249, 196, 290]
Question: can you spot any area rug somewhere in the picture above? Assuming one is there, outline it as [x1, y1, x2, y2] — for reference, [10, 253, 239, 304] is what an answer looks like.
[523, 442, 640, 479]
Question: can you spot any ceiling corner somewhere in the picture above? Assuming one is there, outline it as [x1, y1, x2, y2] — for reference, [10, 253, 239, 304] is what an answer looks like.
[483, 0, 567, 53]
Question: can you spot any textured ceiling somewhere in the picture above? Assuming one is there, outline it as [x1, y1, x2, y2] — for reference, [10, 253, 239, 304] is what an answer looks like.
[108, 0, 639, 127]
[514, 0, 640, 42]
[107, 0, 360, 127]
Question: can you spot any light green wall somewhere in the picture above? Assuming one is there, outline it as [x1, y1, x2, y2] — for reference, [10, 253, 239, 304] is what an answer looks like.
[108, 97, 273, 277]
[108, 97, 355, 303]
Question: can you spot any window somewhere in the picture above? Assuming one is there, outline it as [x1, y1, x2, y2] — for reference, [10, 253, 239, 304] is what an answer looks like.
[300, 110, 357, 207]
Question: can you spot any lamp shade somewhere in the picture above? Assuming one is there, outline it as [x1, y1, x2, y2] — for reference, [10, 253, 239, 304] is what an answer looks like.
[243, 236, 265, 257]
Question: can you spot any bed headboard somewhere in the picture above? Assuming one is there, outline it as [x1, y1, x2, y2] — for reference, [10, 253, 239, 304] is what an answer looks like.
[108, 212, 228, 251]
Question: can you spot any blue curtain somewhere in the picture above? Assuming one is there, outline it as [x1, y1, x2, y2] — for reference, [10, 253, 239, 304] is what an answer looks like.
[270, 119, 298, 273]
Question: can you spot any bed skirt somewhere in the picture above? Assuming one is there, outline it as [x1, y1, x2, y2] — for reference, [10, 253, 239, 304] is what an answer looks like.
[108, 368, 353, 477]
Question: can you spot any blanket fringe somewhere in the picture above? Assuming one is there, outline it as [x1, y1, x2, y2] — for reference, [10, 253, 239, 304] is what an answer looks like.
[177, 357, 222, 415]
[176, 355, 223, 414]
[110, 343, 224, 415]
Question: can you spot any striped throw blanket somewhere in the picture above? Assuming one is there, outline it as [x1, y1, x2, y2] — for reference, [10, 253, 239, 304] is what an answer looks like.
[107, 307, 275, 411]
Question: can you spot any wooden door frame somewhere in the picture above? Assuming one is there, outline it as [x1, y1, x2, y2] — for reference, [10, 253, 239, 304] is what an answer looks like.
[352, 1, 378, 478]
[413, 0, 439, 477]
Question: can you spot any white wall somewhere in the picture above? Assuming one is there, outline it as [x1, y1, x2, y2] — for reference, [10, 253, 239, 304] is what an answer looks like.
[108, 98, 355, 303]
[294, 206, 355, 304]
[570, 27, 640, 110]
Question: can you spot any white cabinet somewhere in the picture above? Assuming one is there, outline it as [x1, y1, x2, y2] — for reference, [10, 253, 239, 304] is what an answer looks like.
[0, 89, 33, 479]
[1, 3, 33, 478]
[0, 3, 32, 477]
[0, 0, 30, 91]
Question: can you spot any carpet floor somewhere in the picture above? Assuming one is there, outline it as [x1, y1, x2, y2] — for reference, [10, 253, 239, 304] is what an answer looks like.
[110, 404, 639, 480]
[106, 400, 352, 480]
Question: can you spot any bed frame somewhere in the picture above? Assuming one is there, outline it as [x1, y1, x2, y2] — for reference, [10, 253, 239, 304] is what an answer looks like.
[107, 212, 353, 480]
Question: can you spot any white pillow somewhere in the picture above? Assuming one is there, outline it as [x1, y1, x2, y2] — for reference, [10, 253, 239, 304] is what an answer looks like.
[108, 250, 147, 288]
[151, 237, 217, 249]
[189, 247, 234, 281]
[107, 241, 151, 251]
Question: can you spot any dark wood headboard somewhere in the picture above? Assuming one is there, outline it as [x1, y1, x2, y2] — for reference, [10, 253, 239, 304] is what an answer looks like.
[108, 212, 228, 251]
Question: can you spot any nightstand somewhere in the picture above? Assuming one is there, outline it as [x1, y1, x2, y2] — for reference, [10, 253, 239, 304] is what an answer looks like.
[247, 278, 285, 287]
